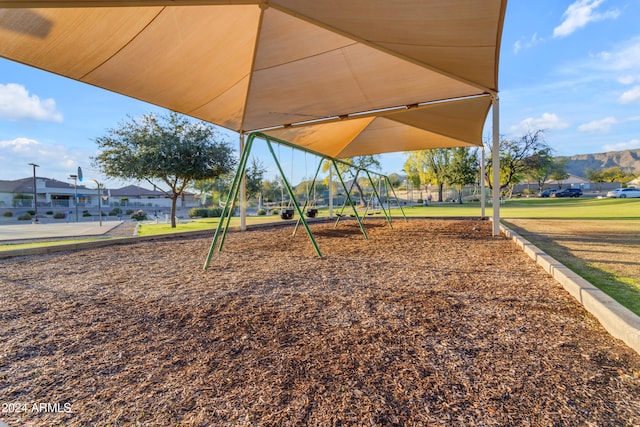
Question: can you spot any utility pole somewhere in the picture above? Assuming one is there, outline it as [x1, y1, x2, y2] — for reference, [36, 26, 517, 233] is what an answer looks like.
[28, 163, 39, 223]
[69, 174, 78, 222]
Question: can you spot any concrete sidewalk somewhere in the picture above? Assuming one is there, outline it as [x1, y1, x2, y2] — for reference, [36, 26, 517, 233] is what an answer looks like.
[0, 221, 123, 242]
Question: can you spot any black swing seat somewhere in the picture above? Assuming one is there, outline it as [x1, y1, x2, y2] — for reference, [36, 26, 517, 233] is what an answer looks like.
[280, 209, 294, 220]
[306, 208, 318, 218]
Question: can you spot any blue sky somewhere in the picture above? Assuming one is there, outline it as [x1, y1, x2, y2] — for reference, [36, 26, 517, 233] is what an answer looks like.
[1, 0, 639, 187]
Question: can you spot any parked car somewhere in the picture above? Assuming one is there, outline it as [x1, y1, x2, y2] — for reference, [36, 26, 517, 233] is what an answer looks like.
[606, 188, 640, 198]
[552, 188, 583, 198]
[538, 189, 558, 198]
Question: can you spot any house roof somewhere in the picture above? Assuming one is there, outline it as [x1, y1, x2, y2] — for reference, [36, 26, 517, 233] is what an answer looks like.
[108, 185, 193, 197]
[0, 177, 87, 192]
[109, 185, 167, 197]
[0, 1, 506, 158]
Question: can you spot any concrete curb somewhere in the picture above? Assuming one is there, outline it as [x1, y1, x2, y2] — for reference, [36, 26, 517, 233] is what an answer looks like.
[501, 223, 640, 355]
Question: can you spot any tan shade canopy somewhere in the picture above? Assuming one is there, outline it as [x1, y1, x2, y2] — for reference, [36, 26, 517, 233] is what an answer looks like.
[0, 1, 506, 158]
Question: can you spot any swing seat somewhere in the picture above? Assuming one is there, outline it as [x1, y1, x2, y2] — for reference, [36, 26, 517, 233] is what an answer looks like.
[306, 208, 318, 218]
[280, 209, 294, 220]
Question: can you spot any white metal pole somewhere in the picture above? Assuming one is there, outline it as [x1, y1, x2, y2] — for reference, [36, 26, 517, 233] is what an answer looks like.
[480, 147, 486, 218]
[328, 161, 334, 218]
[492, 97, 500, 236]
[239, 133, 246, 231]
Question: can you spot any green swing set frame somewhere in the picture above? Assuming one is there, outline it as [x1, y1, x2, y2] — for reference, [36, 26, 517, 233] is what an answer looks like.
[203, 131, 407, 269]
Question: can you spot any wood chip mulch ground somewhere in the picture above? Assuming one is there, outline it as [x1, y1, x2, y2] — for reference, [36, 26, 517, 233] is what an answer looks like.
[1, 218, 639, 426]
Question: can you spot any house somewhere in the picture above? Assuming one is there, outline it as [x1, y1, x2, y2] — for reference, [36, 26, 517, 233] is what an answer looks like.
[0, 179, 197, 211]
[106, 185, 197, 209]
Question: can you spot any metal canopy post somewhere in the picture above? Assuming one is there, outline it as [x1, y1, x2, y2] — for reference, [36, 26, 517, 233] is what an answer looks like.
[492, 97, 500, 236]
[480, 148, 486, 218]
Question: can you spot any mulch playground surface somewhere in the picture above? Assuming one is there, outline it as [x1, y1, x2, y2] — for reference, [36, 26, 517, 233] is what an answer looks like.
[1, 218, 639, 426]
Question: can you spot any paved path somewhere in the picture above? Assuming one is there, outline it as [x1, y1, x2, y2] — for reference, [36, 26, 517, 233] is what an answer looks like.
[0, 221, 124, 242]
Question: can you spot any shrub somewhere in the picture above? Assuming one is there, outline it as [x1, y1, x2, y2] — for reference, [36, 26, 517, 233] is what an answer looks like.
[46, 210, 54, 215]
[82, 210, 92, 217]
[53, 212, 66, 219]
[207, 208, 222, 218]
[189, 207, 209, 218]
[130, 210, 147, 221]
[18, 213, 32, 220]
[125, 209, 134, 215]
[3, 212, 13, 217]
[27, 210, 36, 216]
[189, 207, 223, 218]
[109, 208, 122, 216]
[257, 208, 267, 216]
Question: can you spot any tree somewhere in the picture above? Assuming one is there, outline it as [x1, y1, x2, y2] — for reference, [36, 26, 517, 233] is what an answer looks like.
[446, 147, 479, 204]
[548, 158, 570, 188]
[586, 166, 636, 189]
[485, 129, 550, 194]
[387, 173, 402, 188]
[404, 149, 451, 202]
[245, 157, 267, 209]
[524, 147, 555, 192]
[93, 112, 236, 227]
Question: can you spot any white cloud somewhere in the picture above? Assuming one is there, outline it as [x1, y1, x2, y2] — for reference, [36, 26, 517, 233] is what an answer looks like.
[0, 137, 93, 180]
[619, 85, 640, 104]
[602, 139, 640, 152]
[593, 37, 640, 72]
[577, 116, 618, 133]
[513, 33, 542, 54]
[578, 115, 640, 132]
[0, 83, 63, 122]
[510, 113, 570, 133]
[618, 75, 637, 85]
[0, 137, 41, 153]
[553, 0, 620, 38]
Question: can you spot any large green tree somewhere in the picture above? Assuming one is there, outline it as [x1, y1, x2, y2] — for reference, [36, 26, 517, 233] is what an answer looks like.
[404, 149, 451, 202]
[524, 147, 555, 192]
[446, 147, 479, 204]
[484, 129, 550, 194]
[93, 112, 236, 227]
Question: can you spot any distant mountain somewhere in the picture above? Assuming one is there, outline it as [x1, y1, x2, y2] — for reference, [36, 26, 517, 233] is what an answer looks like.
[558, 149, 640, 178]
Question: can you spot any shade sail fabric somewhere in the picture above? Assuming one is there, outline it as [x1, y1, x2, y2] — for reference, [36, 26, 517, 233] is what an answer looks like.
[0, 1, 506, 158]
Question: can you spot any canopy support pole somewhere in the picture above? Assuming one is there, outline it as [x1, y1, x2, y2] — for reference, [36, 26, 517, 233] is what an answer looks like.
[328, 162, 334, 218]
[491, 96, 500, 236]
[480, 148, 486, 218]
[239, 133, 246, 231]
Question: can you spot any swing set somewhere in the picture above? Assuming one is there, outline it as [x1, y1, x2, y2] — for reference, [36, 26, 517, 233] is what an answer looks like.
[203, 132, 406, 269]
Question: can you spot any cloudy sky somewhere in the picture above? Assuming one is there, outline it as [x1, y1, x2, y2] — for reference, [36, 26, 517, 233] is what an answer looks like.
[1, 0, 639, 184]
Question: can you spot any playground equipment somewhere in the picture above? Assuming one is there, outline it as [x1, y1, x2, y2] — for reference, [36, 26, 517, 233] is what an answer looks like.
[203, 132, 406, 269]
